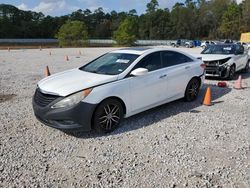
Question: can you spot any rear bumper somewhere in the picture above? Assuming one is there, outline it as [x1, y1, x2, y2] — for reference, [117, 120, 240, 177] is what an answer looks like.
[32, 97, 97, 131]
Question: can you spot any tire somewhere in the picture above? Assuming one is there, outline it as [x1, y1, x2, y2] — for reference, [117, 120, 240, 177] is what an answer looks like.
[243, 61, 249, 73]
[184, 78, 200, 102]
[93, 99, 124, 133]
[227, 65, 236, 80]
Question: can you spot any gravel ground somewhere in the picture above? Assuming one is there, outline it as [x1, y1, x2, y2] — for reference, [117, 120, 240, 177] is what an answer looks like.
[0, 47, 249, 187]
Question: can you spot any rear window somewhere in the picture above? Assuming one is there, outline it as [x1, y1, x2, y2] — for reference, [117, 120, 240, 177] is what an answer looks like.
[161, 51, 193, 67]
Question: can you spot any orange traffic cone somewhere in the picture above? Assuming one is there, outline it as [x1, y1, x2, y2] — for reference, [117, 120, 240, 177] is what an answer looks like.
[203, 87, 212, 106]
[45, 66, 51, 77]
[234, 75, 243, 89]
[65, 55, 69, 61]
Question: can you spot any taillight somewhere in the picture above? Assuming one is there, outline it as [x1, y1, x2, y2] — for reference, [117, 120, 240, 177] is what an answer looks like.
[200, 63, 206, 69]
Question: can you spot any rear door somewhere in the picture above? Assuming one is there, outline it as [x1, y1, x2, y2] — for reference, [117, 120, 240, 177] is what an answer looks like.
[161, 51, 195, 99]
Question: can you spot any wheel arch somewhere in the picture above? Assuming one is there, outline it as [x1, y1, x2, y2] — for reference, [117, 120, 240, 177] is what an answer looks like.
[231, 63, 236, 67]
[190, 76, 202, 87]
[184, 76, 202, 96]
[91, 96, 127, 129]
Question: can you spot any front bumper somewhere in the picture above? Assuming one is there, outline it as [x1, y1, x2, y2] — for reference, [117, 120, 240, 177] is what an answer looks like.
[205, 64, 230, 78]
[32, 97, 97, 131]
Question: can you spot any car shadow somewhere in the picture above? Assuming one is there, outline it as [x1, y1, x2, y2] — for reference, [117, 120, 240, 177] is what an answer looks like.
[69, 83, 232, 139]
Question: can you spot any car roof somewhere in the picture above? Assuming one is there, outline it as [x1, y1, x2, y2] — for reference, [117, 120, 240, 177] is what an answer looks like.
[111, 47, 196, 60]
[112, 47, 153, 55]
[211, 43, 236, 46]
[112, 47, 194, 55]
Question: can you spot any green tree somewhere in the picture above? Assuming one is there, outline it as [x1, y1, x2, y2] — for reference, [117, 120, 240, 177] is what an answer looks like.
[56, 20, 88, 47]
[113, 17, 138, 46]
[139, 9, 171, 40]
[0, 1, 246, 41]
[170, 1, 198, 39]
[241, 0, 250, 32]
[219, 3, 241, 39]
[146, 0, 159, 13]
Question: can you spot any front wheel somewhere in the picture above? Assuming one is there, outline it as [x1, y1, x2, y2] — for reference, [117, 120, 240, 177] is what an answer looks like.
[93, 99, 124, 133]
[243, 61, 249, 73]
[227, 65, 235, 80]
[184, 78, 200, 102]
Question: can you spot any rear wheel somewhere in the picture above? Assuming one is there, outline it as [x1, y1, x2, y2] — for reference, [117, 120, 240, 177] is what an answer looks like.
[93, 99, 123, 133]
[227, 65, 235, 80]
[184, 78, 200, 102]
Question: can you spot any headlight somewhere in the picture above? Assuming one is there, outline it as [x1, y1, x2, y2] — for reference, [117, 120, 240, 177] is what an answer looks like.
[51, 88, 92, 109]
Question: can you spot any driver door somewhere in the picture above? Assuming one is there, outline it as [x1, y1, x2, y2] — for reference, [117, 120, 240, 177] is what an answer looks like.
[235, 45, 247, 71]
[129, 52, 167, 113]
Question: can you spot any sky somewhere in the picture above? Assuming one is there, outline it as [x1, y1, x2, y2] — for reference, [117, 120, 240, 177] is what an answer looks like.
[0, 0, 187, 16]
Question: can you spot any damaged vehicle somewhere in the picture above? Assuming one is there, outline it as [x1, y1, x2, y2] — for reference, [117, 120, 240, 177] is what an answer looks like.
[201, 44, 249, 79]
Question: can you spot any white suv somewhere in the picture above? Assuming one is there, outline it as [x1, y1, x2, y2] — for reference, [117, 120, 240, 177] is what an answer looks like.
[33, 48, 205, 133]
[201, 44, 249, 79]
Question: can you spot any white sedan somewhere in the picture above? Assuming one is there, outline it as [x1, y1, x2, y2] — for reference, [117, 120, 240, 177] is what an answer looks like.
[32, 48, 205, 133]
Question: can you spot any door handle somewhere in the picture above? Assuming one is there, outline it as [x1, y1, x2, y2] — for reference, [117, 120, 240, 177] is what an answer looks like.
[185, 66, 191, 69]
[159, 75, 167, 79]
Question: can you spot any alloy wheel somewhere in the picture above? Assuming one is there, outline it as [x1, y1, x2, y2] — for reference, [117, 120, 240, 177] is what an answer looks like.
[187, 79, 199, 100]
[229, 66, 235, 80]
[99, 104, 120, 131]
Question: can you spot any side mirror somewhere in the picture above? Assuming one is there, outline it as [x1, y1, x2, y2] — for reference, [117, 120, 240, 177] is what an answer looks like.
[130, 68, 148, 77]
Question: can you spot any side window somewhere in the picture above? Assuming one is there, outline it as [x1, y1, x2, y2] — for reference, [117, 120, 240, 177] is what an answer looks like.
[235, 45, 244, 54]
[134, 52, 162, 72]
[161, 51, 193, 68]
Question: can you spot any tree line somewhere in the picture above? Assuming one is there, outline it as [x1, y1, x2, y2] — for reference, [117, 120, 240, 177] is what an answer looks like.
[0, 0, 250, 42]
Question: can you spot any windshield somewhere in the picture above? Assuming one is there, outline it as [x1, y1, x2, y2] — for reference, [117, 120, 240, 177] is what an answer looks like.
[201, 45, 235, 55]
[80, 53, 139, 75]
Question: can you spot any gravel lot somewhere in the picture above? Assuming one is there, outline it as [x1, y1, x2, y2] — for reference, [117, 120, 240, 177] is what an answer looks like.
[0, 47, 249, 187]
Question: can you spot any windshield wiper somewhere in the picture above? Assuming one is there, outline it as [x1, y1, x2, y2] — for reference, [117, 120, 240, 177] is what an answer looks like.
[81, 69, 98, 73]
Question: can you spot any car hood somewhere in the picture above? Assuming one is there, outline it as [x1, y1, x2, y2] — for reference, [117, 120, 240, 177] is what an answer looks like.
[200, 54, 234, 61]
[38, 68, 118, 96]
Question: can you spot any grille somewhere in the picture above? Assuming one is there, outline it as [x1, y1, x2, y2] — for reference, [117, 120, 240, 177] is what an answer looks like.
[204, 61, 218, 66]
[34, 89, 60, 107]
